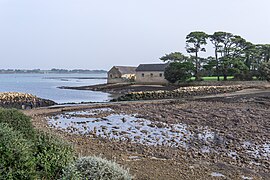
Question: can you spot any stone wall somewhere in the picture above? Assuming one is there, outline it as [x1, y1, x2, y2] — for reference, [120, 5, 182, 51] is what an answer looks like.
[112, 85, 246, 101]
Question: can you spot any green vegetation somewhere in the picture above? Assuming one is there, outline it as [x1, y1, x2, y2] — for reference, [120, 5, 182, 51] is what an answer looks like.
[190, 76, 234, 81]
[0, 108, 35, 139]
[34, 131, 75, 179]
[0, 109, 75, 179]
[161, 31, 270, 82]
[164, 62, 194, 83]
[0, 123, 36, 180]
[0, 108, 133, 179]
[62, 156, 132, 180]
[259, 62, 270, 81]
[186, 31, 208, 81]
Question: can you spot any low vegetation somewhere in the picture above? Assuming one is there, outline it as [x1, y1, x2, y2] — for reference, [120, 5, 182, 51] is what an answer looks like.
[0, 108, 133, 180]
[62, 156, 132, 180]
[34, 131, 75, 179]
[0, 123, 36, 179]
[0, 108, 35, 139]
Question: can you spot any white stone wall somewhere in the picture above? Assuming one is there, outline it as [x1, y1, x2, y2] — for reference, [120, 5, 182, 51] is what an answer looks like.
[135, 71, 168, 85]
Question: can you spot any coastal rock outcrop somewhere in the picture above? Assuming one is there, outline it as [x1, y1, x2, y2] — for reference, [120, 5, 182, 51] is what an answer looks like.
[0, 92, 56, 109]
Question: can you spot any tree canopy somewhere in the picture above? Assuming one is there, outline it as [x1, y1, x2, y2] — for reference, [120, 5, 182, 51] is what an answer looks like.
[164, 62, 194, 83]
[161, 31, 270, 81]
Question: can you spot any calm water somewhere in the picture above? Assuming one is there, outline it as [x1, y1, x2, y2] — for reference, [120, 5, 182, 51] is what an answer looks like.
[0, 73, 111, 103]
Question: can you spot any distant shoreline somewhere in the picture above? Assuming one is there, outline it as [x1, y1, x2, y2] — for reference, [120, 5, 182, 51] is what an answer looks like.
[0, 72, 107, 74]
[0, 69, 107, 74]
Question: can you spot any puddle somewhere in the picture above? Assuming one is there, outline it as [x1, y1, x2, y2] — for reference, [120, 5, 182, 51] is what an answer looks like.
[228, 151, 238, 160]
[64, 108, 113, 116]
[242, 141, 270, 160]
[47, 109, 219, 148]
[211, 172, 225, 177]
[242, 176, 253, 180]
[47, 108, 270, 163]
[49, 113, 191, 147]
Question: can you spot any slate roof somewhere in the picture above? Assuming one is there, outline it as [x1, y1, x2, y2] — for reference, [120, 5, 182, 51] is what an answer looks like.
[136, 64, 168, 72]
[114, 66, 136, 74]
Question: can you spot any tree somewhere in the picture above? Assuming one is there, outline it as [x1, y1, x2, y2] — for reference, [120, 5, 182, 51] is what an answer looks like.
[209, 32, 251, 80]
[258, 62, 270, 81]
[160, 52, 189, 62]
[209, 32, 224, 81]
[202, 56, 216, 77]
[186, 31, 208, 80]
[164, 62, 194, 83]
[257, 44, 270, 62]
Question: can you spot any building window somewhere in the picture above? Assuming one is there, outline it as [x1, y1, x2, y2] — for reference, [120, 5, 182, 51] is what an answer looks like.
[150, 73, 153, 77]
[142, 73, 144, 77]
[110, 74, 113, 78]
[159, 73, 163, 77]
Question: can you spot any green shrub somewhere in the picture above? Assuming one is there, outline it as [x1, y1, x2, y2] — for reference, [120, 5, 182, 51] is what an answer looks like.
[34, 131, 75, 179]
[164, 62, 194, 83]
[0, 108, 35, 139]
[62, 156, 132, 180]
[0, 123, 36, 179]
[259, 62, 270, 81]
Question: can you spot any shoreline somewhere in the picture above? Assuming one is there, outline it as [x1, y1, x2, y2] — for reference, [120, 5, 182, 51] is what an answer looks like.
[59, 80, 270, 93]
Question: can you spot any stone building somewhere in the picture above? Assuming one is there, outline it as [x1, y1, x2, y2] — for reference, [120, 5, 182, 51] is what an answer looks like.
[135, 63, 168, 85]
[107, 66, 136, 84]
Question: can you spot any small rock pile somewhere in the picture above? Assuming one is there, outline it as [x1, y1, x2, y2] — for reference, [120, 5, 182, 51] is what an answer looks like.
[0, 92, 56, 109]
[113, 85, 246, 101]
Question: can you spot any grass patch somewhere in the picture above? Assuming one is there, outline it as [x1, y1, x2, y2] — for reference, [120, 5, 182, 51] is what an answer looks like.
[190, 76, 234, 81]
[190, 76, 258, 81]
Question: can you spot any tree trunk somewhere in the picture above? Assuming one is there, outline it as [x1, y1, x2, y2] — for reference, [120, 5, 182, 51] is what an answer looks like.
[215, 48, 220, 81]
[195, 51, 199, 80]
[223, 67, 228, 81]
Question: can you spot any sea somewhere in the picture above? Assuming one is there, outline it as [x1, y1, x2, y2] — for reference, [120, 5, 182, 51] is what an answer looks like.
[0, 73, 112, 104]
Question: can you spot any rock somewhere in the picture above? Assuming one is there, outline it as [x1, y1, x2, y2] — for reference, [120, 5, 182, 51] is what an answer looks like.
[0, 92, 56, 109]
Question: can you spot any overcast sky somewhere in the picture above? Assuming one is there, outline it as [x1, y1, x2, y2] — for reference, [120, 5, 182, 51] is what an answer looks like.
[0, 0, 269, 70]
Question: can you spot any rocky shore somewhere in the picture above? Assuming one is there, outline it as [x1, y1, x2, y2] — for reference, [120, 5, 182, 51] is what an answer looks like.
[24, 89, 270, 179]
[0, 92, 56, 109]
[113, 85, 247, 101]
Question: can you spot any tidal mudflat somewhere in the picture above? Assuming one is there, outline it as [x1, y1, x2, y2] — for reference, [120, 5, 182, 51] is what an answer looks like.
[26, 89, 270, 179]
[47, 107, 270, 166]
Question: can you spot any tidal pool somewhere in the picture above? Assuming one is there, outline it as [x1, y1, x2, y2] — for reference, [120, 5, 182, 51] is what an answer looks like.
[47, 108, 216, 148]
[47, 108, 270, 162]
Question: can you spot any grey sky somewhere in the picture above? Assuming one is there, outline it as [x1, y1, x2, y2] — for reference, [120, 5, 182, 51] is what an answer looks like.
[0, 0, 269, 70]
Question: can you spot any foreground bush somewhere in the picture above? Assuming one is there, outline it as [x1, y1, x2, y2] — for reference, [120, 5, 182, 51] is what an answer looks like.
[0, 123, 36, 179]
[34, 131, 75, 179]
[0, 108, 35, 139]
[62, 156, 132, 180]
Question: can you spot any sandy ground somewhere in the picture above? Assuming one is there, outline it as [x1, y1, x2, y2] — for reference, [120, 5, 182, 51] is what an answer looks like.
[24, 88, 270, 180]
